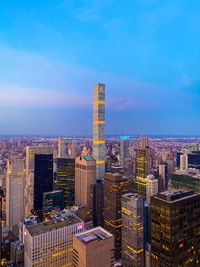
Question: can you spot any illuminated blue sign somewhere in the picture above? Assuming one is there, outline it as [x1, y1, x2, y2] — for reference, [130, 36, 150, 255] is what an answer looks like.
[120, 136, 130, 141]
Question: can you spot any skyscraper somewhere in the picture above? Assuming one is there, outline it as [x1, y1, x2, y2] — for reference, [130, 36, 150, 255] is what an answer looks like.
[135, 148, 151, 195]
[75, 156, 96, 218]
[54, 157, 75, 208]
[58, 137, 66, 158]
[120, 136, 130, 168]
[122, 193, 144, 267]
[91, 179, 104, 227]
[25, 146, 54, 216]
[141, 137, 149, 149]
[34, 154, 53, 219]
[43, 190, 64, 218]
[180, 154, 188, 171]
[73, 227, 114, 267]
[104, 172, 133, 260]
[6, 156, 25, 231]
[93, 83, 105, 180]
[159, 163, 168, 191]
[146, 174, 158, 203]
[151, 189, 200, 266]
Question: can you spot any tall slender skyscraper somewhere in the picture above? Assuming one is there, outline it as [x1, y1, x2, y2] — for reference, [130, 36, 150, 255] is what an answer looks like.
[120, 136, 130, 168]
[93, 83, 105, 180]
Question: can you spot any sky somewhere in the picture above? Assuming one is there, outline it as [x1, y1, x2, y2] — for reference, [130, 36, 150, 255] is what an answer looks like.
[0, 0, 200, 136]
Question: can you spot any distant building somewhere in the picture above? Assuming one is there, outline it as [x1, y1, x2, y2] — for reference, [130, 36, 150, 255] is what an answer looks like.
[58, 137, 66, 158]
[43, 190, 64, 218]
[188, 151, 200, 169]
[24, 212, 84, 267]
[93, 83, 105, 180]
[104, 172, 133, 260]
[73, 227, 114, 267]
[188, 143, 199, 153]
[159, 163, 168, 191]
[135, 148, 151, 195]
[171, 169, 200, 193]
[146, 174, 158, 203]
[6, 157, 25, 231]
[180, 154, 188, 171]
[122, 193, 144, 267]
[141, 137, 149, 149]
[34, 154, 53, 219]
[75, 156, 96, 219]
[151, 189, 200, 266]
[120, 136, 130, 168]
[55, 157, 75, 208]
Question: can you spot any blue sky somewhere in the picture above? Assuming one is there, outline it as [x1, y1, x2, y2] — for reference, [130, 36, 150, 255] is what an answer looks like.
[0, 0, 200, 135]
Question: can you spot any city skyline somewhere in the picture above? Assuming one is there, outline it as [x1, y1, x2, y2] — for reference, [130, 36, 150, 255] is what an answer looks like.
[0, 0, 200, 135]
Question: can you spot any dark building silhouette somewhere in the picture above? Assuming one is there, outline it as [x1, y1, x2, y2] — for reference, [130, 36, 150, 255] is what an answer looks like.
[55, 158, 75, 208]
[34, 154, 53, 219]
[43, 190, 64, 218]
[91, 179, 104, 227]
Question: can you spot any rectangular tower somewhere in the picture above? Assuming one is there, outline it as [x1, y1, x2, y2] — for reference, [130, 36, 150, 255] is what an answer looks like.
[120, 136, 130, 168]
[75, 156, 96, 219]
[151, 189, 200, 266]
[6, 156, 25, 231]
[93, 83, 105, 180]
[104, 172, 133, 260]
[58, 137, 66, 158]
[55, 157, 75, 208]
[73, 227, 114, 267]
[122, 193, 144, 267]
[34, 154, 53, 219]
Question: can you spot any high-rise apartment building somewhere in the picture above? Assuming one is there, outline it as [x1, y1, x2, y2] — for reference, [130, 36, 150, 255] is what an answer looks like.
[120, 136, 130, 168]
[55, 157, 75, 208]
[93, 83, 105, 180]
[122, 193, 144, 267]
[135, 148, 151, 195]
[75, 156, 96, 219]
[6, 156, 25, 231]
[146, 174, 158, 203]
[24, 212, 84, 267]
[73, 227, 114, 267]
[58, 137, 66, 158]
[151, 189, 200, 266]
[34, 154, 53, 219]
[104, 172, 133, 260]
[25, 146, 54, 216]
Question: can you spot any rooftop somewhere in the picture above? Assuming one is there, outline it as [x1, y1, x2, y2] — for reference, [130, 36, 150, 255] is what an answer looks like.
[75, 227, 112, 245]
[26, 212, 82, 237]
[155, 189, 195, 202]
[83, 155, 94, 161]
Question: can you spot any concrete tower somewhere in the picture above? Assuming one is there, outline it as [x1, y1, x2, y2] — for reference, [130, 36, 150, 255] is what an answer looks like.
[58, 137, 66, 158]
[93, 83, 105, 180]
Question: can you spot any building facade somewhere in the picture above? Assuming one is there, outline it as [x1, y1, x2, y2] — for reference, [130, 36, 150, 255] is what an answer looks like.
[93, 83, 105, 180]
[34, 154, 53, 219]
[6, 156, 25, 231]
[151, 189, 200, 266]
[55, 157, 75, 208]
[146, 174, 158, 203]
[73, 227, 114, 267]
[104, 172, 133, 260]
[120, 136, 130, 168]
[24, 212, 84, 267]
[58, 138, 66, 158]
[75, 156, 96, 219]
[43, 190, 64, 218]
[122, 193, 144, 267]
